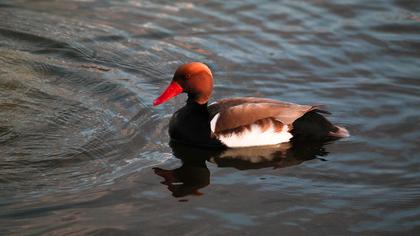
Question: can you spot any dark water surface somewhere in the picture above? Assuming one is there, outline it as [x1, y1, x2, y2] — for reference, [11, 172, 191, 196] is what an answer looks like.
[1, 0, 420, 235]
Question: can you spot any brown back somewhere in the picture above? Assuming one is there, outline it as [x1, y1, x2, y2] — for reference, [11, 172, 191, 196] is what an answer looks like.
[208, 97, 319, 133]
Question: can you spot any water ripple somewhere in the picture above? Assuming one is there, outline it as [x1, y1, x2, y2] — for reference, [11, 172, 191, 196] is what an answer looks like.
[0, 0, 419, 235]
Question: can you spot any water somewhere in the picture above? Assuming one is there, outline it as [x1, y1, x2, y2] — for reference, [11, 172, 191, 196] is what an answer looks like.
[0, 0, 419, 235]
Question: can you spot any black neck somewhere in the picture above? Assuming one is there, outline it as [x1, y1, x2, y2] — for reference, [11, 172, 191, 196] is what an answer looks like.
[187, 96, 208, 107]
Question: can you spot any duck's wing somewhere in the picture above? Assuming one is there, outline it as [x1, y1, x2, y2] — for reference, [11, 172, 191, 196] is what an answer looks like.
[208, 97, 296, 117]
[209, 97, 321, 134]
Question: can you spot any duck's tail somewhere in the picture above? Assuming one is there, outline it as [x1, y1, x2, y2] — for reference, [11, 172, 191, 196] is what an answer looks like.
[291, 110, 349, 140]
[329, 125, 350, 138]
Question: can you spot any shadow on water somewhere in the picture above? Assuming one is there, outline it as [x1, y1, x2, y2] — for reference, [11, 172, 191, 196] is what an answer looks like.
[154, 140, 330, 198]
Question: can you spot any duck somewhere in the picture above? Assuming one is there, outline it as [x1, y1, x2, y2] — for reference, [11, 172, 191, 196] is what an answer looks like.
[153, 62, 349, 148]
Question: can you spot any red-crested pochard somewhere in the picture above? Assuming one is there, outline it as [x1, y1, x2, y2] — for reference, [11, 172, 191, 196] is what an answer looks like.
[153, 62, 349, 148]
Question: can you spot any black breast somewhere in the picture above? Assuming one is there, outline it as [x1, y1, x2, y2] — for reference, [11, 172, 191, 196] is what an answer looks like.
[169, 102, 224, 148]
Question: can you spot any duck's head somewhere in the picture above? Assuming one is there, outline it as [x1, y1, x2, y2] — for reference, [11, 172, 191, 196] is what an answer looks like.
[153, 62, 213, 106]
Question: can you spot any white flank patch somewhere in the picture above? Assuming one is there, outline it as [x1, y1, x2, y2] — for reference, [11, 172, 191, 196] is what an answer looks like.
[217, 123, 293, 148]
[210, 113, 220, 133]
[208, 101, 218, 106]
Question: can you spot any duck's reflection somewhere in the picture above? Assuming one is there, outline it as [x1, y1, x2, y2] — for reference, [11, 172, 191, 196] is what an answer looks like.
[153, 140, 330, 198]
